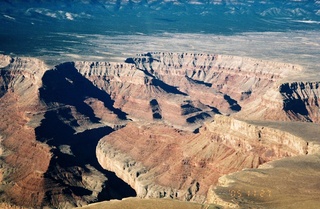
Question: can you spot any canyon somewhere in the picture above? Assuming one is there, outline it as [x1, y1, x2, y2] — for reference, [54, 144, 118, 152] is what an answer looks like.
[0, 52, 319, 208]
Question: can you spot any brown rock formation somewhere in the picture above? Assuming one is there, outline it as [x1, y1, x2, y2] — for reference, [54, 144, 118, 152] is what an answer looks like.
[0, 56, 134, 208]
[0, 56, 51, 207]
[96, 115, 319, 203]
[280, 82, 320, 123]
[79, 197, 220, 209]
[78, 52, 319, 125]
[0, 52, 319, 208]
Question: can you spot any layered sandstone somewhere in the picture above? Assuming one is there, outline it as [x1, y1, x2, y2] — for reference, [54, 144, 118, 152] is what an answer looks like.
[0, 56, 132, 208]
[96, 115, 319, 203]
[75, 60, 215, 130]
[280, 82, 320, 122]
[1, 52, 319, 208]
[0, 56, 51, 207]
[77, 52, 319, 126]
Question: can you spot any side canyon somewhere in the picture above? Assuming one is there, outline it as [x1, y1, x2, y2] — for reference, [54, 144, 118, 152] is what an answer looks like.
[0, 52, 319, 208]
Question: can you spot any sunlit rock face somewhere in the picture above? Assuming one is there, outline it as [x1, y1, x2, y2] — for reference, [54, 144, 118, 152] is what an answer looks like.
[79, 52, 318, 125]
[96, 114, 318, 203]
[0, 56, 135, 208]
[0, 52, 319, 208]
[90, 52, 319, 205]
[0, 0, 319, 208]
[0, 56, 51, 207]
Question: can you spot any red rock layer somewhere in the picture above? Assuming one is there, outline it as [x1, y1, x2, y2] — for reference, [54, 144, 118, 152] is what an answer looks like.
[77, 52, 319, 125]
[0, 57, 51, 207]
[97, 115, 311, 202]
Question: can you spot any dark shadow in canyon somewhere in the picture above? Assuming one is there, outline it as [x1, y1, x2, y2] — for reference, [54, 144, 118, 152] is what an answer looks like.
[0, 70, 9, 98]
[283, 99, 309, 117]
[207, 105, 221, 115]
[280, 83, 309, 117]
[186, 112, 211, 123]
[224, 94, 241, 112]
[152, 78, 188, 96]
[150, 99, 162, 119]
[35, 63, 137, 205]
[139, 66, 189, 96]
[39, 61, 127, 121]
[185, 76, 213, 88]
[35, 109, 136, 203]
[181, 103, 202, 115]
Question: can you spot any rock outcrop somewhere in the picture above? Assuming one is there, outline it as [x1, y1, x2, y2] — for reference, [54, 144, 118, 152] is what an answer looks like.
[280, 82, 320, 123]
[0, 55, 51, 207]
[0, 52, 319, 208]
[77, 52, 319, 125]
[0, 56, 134, 208]
[96, 115, 320, 203]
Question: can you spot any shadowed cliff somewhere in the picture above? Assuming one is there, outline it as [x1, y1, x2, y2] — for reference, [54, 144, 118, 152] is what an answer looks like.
[39, 62, 127, 121]
[35, 63, 136, 207]
[1, 54, 320, 209]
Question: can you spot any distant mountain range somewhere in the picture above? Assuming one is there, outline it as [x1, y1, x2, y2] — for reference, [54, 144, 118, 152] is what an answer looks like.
[1, 0, 320, 35]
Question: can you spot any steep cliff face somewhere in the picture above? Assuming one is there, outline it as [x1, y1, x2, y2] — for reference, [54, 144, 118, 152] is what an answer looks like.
[77, 52, 318, 125]
[0, 55, 44, 103]
[0, 55, 51, 207]
[130, 52, 291, 106]
[1, 52, 319, 208]
[96, 115, 318, 203]
[280, 82, 320, 123]
[66, 53, 320, 206]
[76, 60, 216, 130]
[34, 62, 135, 208]
[0, 57, 135, 208]
[239, 81, 320, 123]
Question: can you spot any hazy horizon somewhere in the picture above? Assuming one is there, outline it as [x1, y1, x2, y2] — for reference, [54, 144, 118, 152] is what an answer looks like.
[1, 0, 320, 77]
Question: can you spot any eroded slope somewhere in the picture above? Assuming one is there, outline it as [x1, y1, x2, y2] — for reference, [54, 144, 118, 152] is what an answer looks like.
[96, 115, 320, 203]
[0, 56, 135, 208]
[78, 52, 320, 125]
[0, 55, 51, 207]
[1, 52, 319, 208]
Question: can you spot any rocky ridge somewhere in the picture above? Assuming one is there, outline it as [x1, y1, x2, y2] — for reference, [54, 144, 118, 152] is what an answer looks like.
[0, 53, 319, 208]
[0, 56, 134, 208]
[0, 55, 51, 207]
[280, 81, 320, 122]
[96, 115, 320, 203]
[79, 52, 319, 125]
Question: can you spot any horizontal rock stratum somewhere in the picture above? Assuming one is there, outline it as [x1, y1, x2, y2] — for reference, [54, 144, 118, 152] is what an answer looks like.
[0, 53, 319, 208]
[96, 115, 320, 203]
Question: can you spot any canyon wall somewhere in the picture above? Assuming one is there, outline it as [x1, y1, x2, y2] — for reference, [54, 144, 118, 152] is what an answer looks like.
[96, 115, 319, 203]
[280, 81, 320, 123]
[0, 55, 51, 207]
[0, 53, 319, 208]
[0, 57, 133, 208]
[78, 52, 319, 125]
